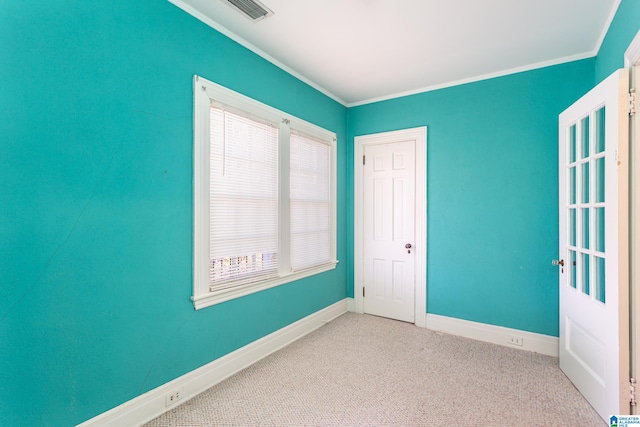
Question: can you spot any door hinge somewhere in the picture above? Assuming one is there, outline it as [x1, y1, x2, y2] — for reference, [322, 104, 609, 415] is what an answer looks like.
[631, 378, 637, 406]
[362, 286, 365, 297]
[631, 89, 637, 116]
[363, 155, 366, 165]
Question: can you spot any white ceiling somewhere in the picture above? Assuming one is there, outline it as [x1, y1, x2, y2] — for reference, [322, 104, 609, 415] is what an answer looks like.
[171, 0, 620, 106]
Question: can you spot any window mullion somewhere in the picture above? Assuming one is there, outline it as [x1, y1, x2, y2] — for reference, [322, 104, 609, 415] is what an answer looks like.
[279, 120, 291, 276]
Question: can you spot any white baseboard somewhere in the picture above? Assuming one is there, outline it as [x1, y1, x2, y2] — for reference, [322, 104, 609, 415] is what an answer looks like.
[347, 297, 355, 312]
[426, 313, 558, 357]
[78, 299, 348, 427]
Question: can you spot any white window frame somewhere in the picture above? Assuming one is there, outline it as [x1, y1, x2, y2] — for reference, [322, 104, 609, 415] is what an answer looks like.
[192, 75, 338, 310]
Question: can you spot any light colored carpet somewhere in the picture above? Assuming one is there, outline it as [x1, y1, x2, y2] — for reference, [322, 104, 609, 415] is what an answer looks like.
[145, 312, 605, 426]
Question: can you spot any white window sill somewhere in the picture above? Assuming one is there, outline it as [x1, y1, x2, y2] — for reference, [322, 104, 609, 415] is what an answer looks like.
[191, 261, 338, 310]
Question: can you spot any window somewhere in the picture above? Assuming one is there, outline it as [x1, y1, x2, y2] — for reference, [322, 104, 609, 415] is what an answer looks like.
[193, 75, 337, 309]
[289, 132, 332, 271]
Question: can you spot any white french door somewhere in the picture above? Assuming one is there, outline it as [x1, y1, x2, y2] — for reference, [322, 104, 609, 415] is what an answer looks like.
[558, 69, 630, 420]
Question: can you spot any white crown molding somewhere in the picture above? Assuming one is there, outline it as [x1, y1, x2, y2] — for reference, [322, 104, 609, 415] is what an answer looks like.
[426, 313, 559, 357]
[77, 299, 348, 426]
[624, 30, 640, 67]
[167, 0, 348, 106]
[595, 0, 622, 55]
[348, 52, 597, 107]
[168, 1, 617, 109]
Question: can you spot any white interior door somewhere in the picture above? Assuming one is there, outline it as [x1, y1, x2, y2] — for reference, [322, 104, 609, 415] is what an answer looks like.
[558, 69, 630, 420]
[362, 140, 416, 323]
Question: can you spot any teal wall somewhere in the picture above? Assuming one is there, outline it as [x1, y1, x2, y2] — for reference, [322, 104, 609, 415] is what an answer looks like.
[596, 0, 640, 83]
[346, 0, 640, 338]
[0, 1, 347, 425]
[348, 60, 595, 337]
[3, 0, 639, 425]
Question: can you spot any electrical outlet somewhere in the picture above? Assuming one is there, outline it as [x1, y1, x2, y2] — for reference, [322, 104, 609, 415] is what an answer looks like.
[507, 336, 523, 346]
[165, 387, 184, 407]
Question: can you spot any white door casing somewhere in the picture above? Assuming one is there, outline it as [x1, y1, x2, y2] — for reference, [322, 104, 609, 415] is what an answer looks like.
[632, 65, 640, 415]
[354, 127, 427, 327]
[558, 69, 630, 420]
[624, 30, 640, 415]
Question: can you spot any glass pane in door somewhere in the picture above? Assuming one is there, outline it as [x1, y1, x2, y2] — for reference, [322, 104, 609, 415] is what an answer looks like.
[596, 208, 605, 252]
[594, 108, 605, 153]
[595, 256, 605, 303]
[569, 124, 577, 163]
[595, 157, 605, 202]
[569, 208, 576, 246]
[581, 208, 590, 249]
[570, 167, 576, 204]
[581, 253, 590, 296]
[580, 116, 590, 159]
[581, 163, 590, 203]
[569, 250, 577, 289]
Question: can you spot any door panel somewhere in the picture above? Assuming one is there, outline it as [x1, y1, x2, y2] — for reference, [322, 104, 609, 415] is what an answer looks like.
[558, 69, 630, 420]
[363, 140, 415, 323]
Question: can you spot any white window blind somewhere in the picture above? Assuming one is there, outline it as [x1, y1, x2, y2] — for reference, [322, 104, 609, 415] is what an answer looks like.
[193, 75, 337, 310]
[289, 131, 332, 271]
[209, 105, 279, 290]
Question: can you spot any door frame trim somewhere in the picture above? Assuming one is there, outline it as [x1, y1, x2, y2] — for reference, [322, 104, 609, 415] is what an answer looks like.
[354, 127, 427, 327]
[626, 30, 640, 413]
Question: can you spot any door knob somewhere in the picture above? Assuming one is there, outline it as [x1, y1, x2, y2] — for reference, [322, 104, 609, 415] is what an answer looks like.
[552, 259, 564, 267]
[405, 243, 412, 254]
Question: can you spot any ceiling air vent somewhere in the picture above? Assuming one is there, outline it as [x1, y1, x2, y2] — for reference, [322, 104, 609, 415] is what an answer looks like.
[224, 0, 273, 22]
